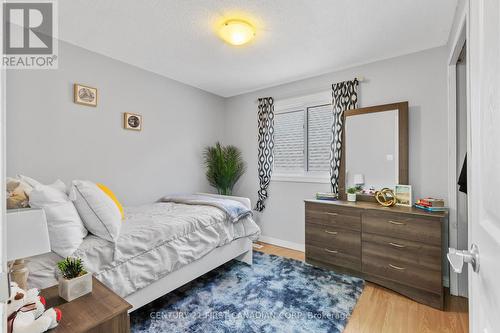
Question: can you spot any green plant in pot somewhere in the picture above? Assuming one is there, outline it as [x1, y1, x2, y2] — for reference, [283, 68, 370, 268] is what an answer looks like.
[204, 142, 246, 196]
[347, 187, 358, 202]
[57, 257, 92, 301]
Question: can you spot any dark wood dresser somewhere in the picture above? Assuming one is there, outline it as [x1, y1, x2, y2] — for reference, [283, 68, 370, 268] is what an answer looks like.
[305, 199, 446, 309]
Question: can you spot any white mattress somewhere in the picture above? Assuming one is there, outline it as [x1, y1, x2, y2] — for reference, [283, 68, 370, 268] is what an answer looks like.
[27, 202, 260, 297]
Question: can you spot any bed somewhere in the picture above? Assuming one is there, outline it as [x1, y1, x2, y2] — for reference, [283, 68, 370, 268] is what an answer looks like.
[26, 194, 260, 311]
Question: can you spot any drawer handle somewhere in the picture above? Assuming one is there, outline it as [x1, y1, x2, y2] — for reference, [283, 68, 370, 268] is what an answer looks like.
[388, 264, 406, 271]
[388, 220, 406, 226]
[324, 248, 339, 254]
[325, 212, 339, 216]
[324, 230, 338, 235]
[388, 242, 406, 248]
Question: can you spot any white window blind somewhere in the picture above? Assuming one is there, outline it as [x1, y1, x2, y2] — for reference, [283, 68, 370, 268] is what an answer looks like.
[273, 99, 333, 178]
[307, 104, 333, 171]
[274, 110, 304, 172]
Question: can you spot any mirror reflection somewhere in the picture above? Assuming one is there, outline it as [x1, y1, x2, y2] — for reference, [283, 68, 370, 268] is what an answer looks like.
[345, 110, 399, 194]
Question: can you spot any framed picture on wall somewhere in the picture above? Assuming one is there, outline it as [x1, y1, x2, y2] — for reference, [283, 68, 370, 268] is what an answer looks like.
[74, 84, 97, 107]
[394, 184, 412, 207]
[124, 112, 143, 131]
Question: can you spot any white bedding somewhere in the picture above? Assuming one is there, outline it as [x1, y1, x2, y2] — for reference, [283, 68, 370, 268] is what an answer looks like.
[27, 202, 260, 297]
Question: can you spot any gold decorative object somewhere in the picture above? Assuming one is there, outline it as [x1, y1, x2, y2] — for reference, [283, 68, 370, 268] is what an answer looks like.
[375, 188, 397, 207]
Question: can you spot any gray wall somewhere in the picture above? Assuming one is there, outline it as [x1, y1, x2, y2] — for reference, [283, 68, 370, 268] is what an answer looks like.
[6, 41, 225, 205]
[7, 42, 450, 251]
[223, 46, 449, 249]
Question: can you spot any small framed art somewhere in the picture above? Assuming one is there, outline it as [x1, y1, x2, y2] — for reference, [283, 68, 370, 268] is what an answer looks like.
[124, 113, 142, 131]
[74, 84, 97, 107]
[394, 184, 412, 207]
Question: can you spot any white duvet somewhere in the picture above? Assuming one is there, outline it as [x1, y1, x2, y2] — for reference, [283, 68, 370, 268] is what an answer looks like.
[27, 202, 260, 297]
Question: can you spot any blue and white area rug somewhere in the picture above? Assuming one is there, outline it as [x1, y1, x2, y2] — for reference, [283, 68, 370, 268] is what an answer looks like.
[130, 251, 364, 333]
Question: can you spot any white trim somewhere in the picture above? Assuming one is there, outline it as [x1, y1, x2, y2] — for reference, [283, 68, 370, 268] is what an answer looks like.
[446, 0, 469, 298]
[125, 237, 253, 311]
[271, 174, 330, 184]
[0, 1, 8, 318]
[258, 235, 305, 252]
[447, 60, 459, 296]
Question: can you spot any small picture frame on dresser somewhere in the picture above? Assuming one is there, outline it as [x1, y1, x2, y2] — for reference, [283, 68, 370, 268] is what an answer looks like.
[395, 184, 412, 207]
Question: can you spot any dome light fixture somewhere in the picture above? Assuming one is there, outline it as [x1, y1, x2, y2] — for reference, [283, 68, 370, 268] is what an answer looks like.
[218, 19, 256, 46]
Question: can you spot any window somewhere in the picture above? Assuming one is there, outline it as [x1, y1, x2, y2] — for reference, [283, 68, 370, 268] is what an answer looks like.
[274, 110, 304, 172]
[307, 104, 333, 172]
[273, 93, 332, 182]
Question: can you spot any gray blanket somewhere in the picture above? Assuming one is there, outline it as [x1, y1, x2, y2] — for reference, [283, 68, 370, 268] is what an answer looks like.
[160, 194, 253, 223]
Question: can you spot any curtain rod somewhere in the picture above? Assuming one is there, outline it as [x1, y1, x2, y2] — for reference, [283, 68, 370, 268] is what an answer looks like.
[254, 76, 365, 103]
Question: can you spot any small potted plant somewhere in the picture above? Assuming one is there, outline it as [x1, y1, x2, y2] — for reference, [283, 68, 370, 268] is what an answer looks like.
[347, 187, 358, 202]
[57, 257, 92, 301]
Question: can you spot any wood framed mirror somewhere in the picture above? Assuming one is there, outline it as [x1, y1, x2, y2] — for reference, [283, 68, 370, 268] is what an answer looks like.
[338, 101, 409, 201]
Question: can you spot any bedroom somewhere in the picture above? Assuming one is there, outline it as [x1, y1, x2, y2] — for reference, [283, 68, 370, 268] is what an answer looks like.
[0, 0, 498, 332]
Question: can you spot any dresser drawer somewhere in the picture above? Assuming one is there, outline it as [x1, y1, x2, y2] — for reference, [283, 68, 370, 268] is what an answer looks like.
[362, 252, 441, 294]
[305, 202, 361, 231]
[362, 233, 441, 271]
[306, 244, 361, 271]
[362, 211, 441, 245]
[306, 223, 360, 257]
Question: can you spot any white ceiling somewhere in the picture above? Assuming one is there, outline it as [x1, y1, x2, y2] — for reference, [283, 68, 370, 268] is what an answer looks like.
[59, 0, 458, 97]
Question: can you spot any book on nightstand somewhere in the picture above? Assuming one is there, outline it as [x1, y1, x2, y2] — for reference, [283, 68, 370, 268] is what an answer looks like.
[416, 198, 445, 207]
[415, 197, 448, 212]
[414, 204, 448, 212]
[315, 192, 337, 201]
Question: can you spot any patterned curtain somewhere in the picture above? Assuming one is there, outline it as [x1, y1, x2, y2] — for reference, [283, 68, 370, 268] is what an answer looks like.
[330, 79, 359, 196]
[255, 97, 275, 212]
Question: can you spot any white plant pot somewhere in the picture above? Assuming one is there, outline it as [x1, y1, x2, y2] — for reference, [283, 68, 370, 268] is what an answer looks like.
[347, 193, 357, 202]
[58, 272, 92, 302]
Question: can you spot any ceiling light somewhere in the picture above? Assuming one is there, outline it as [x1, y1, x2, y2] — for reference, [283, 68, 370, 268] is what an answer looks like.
[218, 19, 255, 46]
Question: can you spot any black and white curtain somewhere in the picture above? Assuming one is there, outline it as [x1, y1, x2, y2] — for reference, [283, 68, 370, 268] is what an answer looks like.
[330, 79, 359, 196]
[255, 97, 275, 212]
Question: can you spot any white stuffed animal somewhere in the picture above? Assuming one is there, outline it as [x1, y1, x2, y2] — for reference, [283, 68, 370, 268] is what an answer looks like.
[7, 282, 61, 333]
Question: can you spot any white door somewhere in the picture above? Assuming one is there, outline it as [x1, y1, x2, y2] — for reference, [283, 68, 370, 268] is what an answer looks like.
[469, 0, 500, 331]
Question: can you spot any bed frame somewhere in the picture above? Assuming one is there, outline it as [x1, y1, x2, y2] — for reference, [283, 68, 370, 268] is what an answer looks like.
[125, 193, 255, 311]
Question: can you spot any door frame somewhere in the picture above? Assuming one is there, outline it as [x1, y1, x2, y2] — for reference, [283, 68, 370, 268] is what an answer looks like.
[0, 0, 8, 326]
[447, 0, 469, 297]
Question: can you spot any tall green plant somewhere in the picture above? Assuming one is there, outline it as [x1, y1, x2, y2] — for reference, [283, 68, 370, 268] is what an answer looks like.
[204, 142, 246, 195]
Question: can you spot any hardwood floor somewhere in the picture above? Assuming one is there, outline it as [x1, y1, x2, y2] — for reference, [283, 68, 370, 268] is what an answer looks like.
[254, 242, 469, 333]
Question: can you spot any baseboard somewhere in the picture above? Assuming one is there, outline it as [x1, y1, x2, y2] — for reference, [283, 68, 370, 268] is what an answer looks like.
[258, 235, 305, 252]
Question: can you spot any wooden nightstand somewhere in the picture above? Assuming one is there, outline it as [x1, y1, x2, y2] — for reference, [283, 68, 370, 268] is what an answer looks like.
[40, 277, 132, 333]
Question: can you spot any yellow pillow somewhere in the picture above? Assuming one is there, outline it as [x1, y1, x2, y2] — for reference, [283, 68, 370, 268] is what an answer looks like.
[97, 184, 124, 219]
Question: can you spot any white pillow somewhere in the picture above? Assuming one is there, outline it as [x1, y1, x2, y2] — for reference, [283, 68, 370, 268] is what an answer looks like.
[17, 175, 67, 194]
[70, 180, 121, 242]
[29, 181, 88, 257]
[17, 175, 43, 189]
